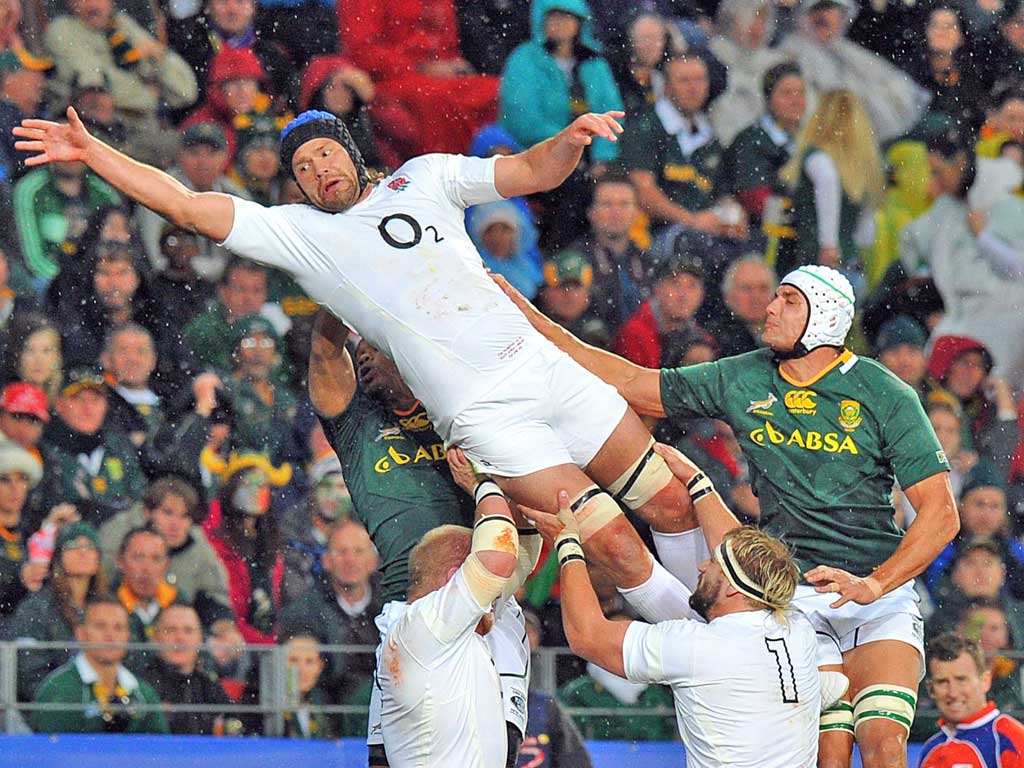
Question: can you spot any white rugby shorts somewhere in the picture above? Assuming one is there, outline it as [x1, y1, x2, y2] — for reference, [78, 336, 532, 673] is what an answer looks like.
[793, 581, 925, 679]
[448, 343, 628, 478]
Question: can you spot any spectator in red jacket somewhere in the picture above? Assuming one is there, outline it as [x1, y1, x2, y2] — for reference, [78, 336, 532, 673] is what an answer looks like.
[613, 249, 711, 368]
[340, 0, 499, 158]
[925, 335, 1020, 479]
[297, 55, 383, 171]
[184, 47, 288, 163]
[203, 452, 287, 644]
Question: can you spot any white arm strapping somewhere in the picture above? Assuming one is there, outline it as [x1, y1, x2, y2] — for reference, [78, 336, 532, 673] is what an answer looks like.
[464, 516, 519, 608]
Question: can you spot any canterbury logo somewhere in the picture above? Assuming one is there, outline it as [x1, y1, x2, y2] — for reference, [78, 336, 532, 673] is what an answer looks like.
[784, 390, 817, 414]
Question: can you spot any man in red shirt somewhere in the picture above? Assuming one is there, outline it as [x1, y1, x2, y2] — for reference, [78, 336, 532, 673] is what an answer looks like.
[919, 632, 1024, 768]
[613, 250, 712, 369]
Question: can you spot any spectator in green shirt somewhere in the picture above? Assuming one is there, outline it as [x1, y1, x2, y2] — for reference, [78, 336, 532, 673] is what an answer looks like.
[31, 596, 168, 734]
[12, 160, 120, 283]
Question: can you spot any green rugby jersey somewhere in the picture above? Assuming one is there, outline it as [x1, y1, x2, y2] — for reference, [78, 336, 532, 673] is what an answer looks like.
[660, 348, 950, 576]
[320, 390, 474, 603]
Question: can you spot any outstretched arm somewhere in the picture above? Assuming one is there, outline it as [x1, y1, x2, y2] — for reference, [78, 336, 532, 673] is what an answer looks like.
[14, 107, 235, 242]
[540, 491, 630, 676]
[653, 443, 741, 552]
[492, 273, 666, 416]
[308, 310, 356, 418]
[493, 111, 624, 199]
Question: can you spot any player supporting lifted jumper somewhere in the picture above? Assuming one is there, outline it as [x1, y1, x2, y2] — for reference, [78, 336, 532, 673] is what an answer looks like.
[531, 444, 824, 768]
[14, 107, 701, 616]
[376, 480, 534, 768]
[307, 310, 534, 767]
[498, 264, 960, 768]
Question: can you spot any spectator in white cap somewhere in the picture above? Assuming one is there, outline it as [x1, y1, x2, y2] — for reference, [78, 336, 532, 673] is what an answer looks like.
[467, 199, 543, 300]
[503, 262, 959, 768]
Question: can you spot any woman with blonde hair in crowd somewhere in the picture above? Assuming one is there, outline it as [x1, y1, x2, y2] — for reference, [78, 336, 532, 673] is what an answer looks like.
[773, 89, 885, 280]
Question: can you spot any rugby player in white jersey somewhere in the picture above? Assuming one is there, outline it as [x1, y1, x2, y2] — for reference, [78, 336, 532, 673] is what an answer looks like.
[15, 107, 706, 607]
[534, 476, 822, 768]
[375, 478, 531, 768]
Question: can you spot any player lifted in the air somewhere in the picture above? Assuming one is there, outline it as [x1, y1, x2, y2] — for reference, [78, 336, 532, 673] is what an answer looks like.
[14, 108, 703, 604]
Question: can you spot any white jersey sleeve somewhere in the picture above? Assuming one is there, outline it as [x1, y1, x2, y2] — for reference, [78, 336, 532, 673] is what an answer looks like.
[426, 153, 504, 209]
[220, 197, 325, 276]
[405, 566, 489, 651]
[621, 620, 699, 686]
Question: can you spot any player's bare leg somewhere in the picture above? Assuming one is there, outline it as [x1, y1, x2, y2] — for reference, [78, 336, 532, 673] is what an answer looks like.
[818, 641, 921, 768]
[817, 661, 854, 768]
[495, 463, 655, 588]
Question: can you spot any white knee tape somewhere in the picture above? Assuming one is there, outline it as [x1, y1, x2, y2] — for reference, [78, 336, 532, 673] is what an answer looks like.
[819, 701, 854, 736]
[606, 440, 674, 510]
[852, 685, 917, 736]
[571, 487, 623, 543]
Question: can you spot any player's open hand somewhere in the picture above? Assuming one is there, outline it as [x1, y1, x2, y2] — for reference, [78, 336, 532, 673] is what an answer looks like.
[566, 111, 625, 148]
[13, 106, 93, 166]
[652, 442, 702, 484]
[804, 565, 884, 609]
[519, 490, 581, 546]
[446, 447, 481, 497]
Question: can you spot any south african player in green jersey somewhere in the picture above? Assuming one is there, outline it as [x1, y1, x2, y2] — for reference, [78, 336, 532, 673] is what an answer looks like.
[499, 264, 959, 768]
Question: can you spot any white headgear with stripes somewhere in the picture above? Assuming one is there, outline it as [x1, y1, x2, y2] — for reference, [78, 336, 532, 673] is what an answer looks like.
[779, 266, 855, 353]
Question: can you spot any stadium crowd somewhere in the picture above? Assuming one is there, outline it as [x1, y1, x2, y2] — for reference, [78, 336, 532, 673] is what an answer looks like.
[1, 0, 1024, 756]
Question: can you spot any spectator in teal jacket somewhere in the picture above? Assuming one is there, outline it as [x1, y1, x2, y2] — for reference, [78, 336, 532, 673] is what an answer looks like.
[499, 0, 623, 166]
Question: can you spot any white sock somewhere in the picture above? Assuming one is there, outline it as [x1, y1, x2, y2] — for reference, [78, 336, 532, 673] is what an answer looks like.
[651, 527, 709, 592]
[618, 558, 699, 623]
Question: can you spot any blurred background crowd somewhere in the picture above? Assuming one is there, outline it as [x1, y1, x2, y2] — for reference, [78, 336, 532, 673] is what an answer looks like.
[0, 0, 1023, 749]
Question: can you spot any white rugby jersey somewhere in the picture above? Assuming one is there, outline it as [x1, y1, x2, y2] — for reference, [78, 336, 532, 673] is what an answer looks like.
[622, 609, 820, 768]
[221, 153, 544, 438]
[377, 567, 506, 768]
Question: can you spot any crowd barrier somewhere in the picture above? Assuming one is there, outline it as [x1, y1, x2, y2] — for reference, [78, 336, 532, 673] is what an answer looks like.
[0, 734, 924, 766]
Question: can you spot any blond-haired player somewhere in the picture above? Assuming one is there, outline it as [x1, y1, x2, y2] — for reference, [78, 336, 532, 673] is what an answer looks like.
[376, 479, 537, 768]
[538, 486, 821, 768]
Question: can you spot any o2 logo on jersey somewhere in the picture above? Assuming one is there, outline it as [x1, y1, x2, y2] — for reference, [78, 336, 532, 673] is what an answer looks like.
[378, 213, 444, 250]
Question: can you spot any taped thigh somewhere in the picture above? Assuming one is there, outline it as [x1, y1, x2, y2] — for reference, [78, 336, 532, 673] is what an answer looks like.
[605, 439, 674, 510]
[819, 700, 854, 737]
[571, 486, 624, 543]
